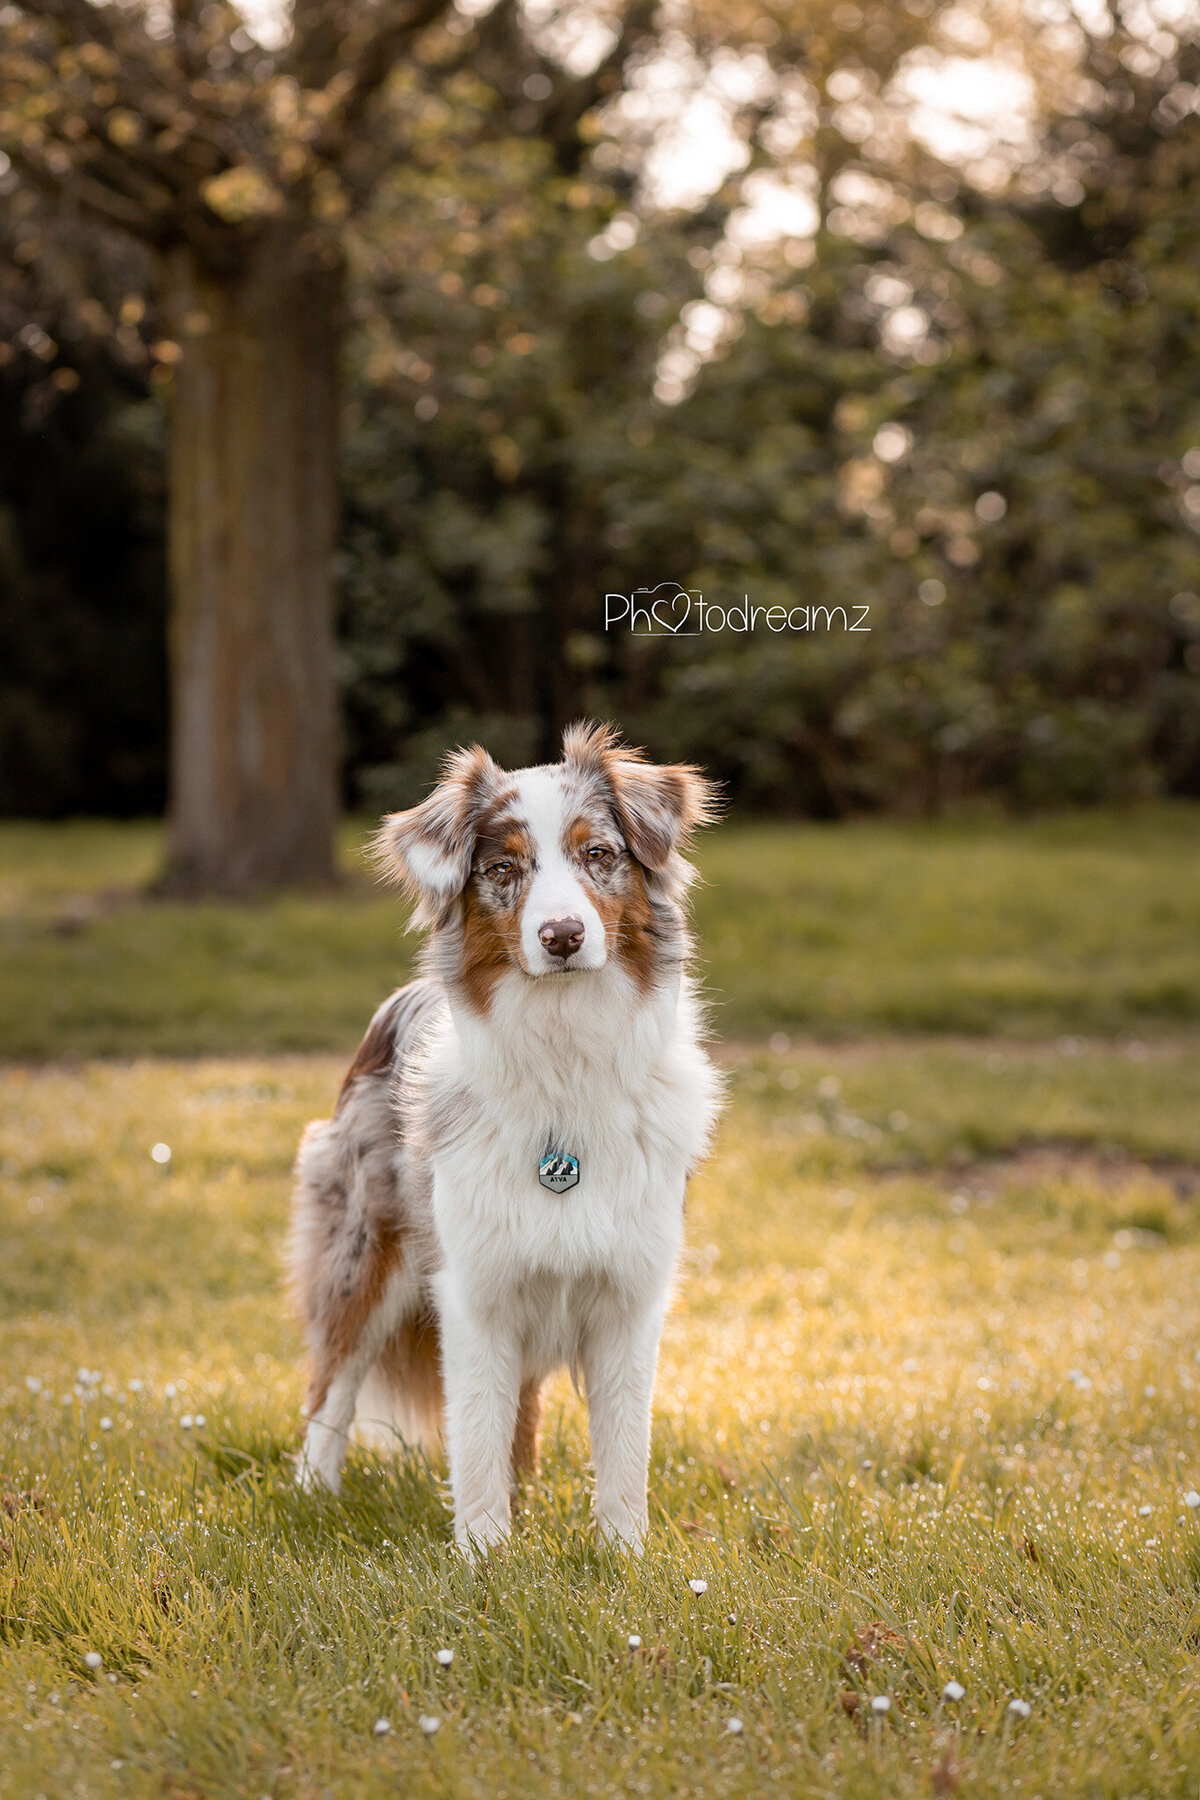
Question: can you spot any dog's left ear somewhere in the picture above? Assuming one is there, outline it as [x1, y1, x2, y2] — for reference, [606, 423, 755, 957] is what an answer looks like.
[563, 720, 720, 879]
[373, 743, 505, 927]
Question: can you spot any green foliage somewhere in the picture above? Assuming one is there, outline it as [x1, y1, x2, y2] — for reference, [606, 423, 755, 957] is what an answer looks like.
[339, 132, 711, 801]
[335, 9, 1200, 816]
[4, 4, 1200, 819]
[0, 810, 1197, 1058]
[3, 1050, 1200, 1796]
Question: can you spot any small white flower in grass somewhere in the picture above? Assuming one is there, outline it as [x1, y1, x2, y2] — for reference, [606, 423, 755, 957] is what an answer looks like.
[436, 1648, 454, 1667]
[1138, 1505, 1153, 1516]
[1008, 1699, 1031, 1718]
[150, 1143, 172, 1165]
[99, 1417, 112, 1431]
[419, 1714, 440, 1736]
[194, 1414, 206, 1428]
[871, 1696, 891, 1715]
[165, 1382, 177, 1398]
[627, 1634, 642, 1650]
[25, 1376, 41, 1394]
[1185, 1490, 1200, 1509]
[128, 1378, 143, 1393]
[688, 1578, 708, 1594]
[943, 1680, 965, 1702]
[180, 1415, 193, 1429]
[84, 1652, 102, 1671]
[373, 1717, 390, 1736]
[725, 1717, 744, 1735]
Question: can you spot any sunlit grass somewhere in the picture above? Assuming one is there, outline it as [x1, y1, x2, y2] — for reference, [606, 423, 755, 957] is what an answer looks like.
[1, 806, 1198, 1056]
[3, 1045, 1199, 1797]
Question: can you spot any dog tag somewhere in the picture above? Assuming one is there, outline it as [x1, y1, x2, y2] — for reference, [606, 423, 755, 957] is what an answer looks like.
[539, 1147, 580, 1193]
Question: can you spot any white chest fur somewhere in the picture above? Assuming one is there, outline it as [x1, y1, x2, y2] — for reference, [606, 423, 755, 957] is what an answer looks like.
[417, 965, 719, 1349]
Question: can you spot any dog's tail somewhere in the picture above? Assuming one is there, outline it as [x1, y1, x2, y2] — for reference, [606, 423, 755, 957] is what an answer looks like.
[351, 1311, 444, 1455]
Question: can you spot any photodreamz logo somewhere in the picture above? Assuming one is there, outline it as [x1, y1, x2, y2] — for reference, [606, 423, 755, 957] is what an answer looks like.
[603, 583, 871, 636]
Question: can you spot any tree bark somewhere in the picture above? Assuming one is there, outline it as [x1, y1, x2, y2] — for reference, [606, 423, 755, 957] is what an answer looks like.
[162, 230, 341, 893]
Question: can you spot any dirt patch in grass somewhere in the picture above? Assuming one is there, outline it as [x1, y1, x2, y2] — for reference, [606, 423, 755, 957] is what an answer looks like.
[937, 1144, 1200, 1201]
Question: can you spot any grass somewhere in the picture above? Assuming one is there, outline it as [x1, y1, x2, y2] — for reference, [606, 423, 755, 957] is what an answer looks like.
[1, 805, 1199, 1057]
[3, 1042, 1200, 1798]
[3, 810, 1199, 1795]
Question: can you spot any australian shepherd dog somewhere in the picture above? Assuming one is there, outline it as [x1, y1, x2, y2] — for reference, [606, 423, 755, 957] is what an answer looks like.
[288, 721, 722, 1551]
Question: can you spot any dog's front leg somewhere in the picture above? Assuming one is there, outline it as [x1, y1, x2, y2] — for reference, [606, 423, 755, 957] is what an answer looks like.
[438, 1285, 522, 1552]
[581, 1303, 665, 1552]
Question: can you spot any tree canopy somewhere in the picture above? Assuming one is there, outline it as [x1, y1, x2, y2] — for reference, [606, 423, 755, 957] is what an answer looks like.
[2, 0, 1198, 823]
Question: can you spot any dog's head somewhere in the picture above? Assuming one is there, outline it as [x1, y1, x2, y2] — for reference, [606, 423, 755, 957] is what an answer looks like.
[373, 722, 718, 1011]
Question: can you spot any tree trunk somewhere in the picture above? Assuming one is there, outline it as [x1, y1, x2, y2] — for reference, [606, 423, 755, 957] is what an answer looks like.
[162, 231, 341, 893]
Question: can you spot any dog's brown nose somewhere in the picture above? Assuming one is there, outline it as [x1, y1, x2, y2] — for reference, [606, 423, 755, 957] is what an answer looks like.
[539, 917, 585, 960]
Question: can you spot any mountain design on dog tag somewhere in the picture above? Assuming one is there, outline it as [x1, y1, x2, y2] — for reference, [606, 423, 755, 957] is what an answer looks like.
[539, 1147, 580, 1193]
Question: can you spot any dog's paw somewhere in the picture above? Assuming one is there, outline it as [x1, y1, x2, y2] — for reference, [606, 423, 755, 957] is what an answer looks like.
[454, 1510, 511, 1558]
[294, 1449, 341, 1496]
[597, 1510, 648, 1555]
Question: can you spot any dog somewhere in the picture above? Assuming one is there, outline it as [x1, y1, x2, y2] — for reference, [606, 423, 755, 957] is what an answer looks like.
[288, 721, 722, 1550]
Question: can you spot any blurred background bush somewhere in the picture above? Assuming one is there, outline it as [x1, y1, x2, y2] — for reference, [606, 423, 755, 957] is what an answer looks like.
[2, 0, 1198, 832]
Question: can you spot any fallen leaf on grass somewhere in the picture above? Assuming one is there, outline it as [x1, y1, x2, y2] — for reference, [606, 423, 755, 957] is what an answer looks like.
[2, 1488, 53, 1519]
[843, 1622, 907, 1677]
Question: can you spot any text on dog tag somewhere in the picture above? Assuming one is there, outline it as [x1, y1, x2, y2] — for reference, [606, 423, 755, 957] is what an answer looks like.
[539, 1148, 580, 1193]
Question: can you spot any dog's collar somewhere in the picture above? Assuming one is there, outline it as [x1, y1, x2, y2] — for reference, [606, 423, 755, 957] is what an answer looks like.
[539, 1144, 580, 1193]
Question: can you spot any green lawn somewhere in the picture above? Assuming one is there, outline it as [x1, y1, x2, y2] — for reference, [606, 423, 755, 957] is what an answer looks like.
[2, 811, 1199, 1796]
[1, 806, 1198, 1058]
[2, 1043, 1200, 1797]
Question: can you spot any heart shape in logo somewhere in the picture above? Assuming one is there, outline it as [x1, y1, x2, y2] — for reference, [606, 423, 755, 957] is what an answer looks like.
[643, 583, 694, 634]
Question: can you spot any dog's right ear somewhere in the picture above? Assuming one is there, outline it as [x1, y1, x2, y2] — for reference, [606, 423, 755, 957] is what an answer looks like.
[372, 744, 504, 927]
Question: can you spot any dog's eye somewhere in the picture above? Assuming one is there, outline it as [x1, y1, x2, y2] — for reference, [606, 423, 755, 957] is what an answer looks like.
[586, 845, 612, 863]
[484, 860, 514, 880]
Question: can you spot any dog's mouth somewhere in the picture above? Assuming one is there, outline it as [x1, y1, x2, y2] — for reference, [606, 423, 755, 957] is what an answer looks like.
[521, 951, 606, 978]
[516, 928, 609, 978]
